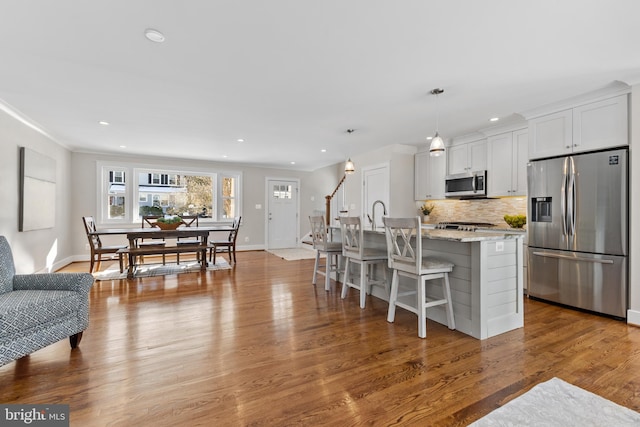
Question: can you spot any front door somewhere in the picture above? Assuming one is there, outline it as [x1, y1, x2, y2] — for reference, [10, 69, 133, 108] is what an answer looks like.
[267, 179, 299, 249]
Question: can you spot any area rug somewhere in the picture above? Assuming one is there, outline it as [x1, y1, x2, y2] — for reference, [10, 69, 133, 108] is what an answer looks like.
[93, 259, 231, 281]
[468, 377, 640, 426]
[266, 247, 320, 261]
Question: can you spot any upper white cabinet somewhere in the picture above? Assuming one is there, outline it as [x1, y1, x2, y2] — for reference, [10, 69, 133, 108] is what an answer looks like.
[528, 109, 572, 159]
[573, 96, 628, 153]
[447, 139, 487, 175]
[529, 94, 628, 160]
[487, 129, 528, 197]
[415, 151, 446, 200]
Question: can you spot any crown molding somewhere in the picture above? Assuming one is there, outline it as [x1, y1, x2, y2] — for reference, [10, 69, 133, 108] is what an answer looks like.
[477, 114, 528, 137]
[448, 131, 486, 146]
[519, 80, 631, 120]
[0, 98, 68, 148]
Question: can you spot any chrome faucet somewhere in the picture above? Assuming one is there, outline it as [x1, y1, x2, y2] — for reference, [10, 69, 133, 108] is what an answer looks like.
[371, 200, 387, 231]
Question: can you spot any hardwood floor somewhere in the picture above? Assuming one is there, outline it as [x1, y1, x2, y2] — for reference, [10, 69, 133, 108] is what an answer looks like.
[2, 251, 640, 426]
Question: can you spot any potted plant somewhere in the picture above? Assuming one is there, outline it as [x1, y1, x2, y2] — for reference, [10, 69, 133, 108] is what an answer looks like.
[419, 202, 435, 223]
[503, 214, 526, 229]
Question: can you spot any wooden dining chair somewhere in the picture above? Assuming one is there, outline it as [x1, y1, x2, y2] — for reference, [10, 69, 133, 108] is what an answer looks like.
[208, 217, 241, 264]
[176, 215, 200, 264]
[82, 216, 127, 273]
[140, 215, 168, 264]
[383, 216, 455, 338]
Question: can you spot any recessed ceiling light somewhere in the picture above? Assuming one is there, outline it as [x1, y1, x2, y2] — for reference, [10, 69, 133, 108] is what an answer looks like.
[426, 136, 433, 140]
[222, 155, 228, 158]
[489, 117, 500, 122]
[236, 139, 244, 143]
[119, 145, 126, 149]
[290, 161, 296, 165]
[99, 121, 109, 126]
[144, 29, 165, 43]
[321, 149, 327, 153]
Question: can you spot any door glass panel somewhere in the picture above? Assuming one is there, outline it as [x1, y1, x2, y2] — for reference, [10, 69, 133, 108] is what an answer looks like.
[273, 185, 292, 199]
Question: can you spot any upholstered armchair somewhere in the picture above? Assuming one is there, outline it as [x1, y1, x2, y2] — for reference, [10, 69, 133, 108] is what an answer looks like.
[0, 236, 95, 366]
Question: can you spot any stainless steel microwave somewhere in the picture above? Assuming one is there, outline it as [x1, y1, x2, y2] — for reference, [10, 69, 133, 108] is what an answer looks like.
[445, 171, 487, 198]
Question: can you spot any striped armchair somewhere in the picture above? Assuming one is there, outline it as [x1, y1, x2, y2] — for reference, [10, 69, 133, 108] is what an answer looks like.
[0, 236, 94, 366]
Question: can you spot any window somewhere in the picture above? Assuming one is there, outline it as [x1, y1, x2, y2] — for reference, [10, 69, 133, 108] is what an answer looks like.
[105, 168, 127, 220]
[98, 162, 241, 224]
[149, 173, 161, 185]
[220, 175, 237, 219]
[273, 184, 292, 199]
[111, 171, 125, 183]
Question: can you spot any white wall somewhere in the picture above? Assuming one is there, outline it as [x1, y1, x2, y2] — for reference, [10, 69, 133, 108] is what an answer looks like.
[0, 109, 74, 273]
[628, 85, 640, 325]
[342, 144, 417, 220]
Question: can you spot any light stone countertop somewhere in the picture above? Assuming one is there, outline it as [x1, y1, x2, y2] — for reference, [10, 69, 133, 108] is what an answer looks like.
[420, 229, 524, 242]
[358, 227, 524, 242]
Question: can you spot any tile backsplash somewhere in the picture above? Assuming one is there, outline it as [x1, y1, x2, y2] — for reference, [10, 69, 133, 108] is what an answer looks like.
[419, 197, 527, 228]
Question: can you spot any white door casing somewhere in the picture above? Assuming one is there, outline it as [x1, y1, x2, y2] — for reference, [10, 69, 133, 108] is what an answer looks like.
[266, 178, 299, 249]
[362, 163, 390, 230]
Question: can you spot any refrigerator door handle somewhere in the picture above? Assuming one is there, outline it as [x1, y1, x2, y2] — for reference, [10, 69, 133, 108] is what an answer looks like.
[532, 251, 614, 264]
[561, 157, 568, 236]
[568, 157, 576, 236]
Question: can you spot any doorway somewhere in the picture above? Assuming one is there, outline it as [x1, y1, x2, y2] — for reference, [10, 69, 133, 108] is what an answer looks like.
[266, 179, 299, 249]
[362, 163, 390, 230]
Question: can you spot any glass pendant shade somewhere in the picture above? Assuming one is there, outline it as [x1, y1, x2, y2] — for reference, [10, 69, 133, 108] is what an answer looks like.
[344, 158, 355, 174]
[428, 88, 445, 157]
[429, 133, 445, 157]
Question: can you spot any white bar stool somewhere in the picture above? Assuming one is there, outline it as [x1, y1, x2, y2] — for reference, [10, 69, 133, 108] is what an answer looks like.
[309, 216, 342, 291]
[339, 216, 388, 309]
[382, 216, 455, 338]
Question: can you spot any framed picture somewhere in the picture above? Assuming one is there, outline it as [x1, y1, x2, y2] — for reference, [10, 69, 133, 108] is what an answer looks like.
[19, 147, 56, 231]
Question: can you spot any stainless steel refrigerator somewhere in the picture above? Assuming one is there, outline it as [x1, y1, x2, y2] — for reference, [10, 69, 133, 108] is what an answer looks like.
[527, 148, 628, 318]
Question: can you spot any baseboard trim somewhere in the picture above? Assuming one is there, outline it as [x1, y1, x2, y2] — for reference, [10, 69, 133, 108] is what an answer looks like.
[41, 256, 76, 273]
[627, 309, 640, 326]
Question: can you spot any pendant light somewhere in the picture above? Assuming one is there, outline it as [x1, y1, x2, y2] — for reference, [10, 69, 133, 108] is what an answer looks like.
[429, 88, 445, 157]
[344, 158, 355, 174]
[344, 129, 356, 174]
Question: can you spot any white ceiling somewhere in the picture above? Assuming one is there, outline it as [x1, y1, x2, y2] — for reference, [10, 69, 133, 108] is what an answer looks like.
[1, 1, 639, 171]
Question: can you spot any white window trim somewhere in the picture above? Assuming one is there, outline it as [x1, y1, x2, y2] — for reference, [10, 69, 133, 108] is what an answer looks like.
[96, 161, 242, 225]
[218, 172, 242, 221]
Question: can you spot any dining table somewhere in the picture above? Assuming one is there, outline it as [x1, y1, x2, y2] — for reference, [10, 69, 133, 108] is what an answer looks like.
[90, 225, 235, 278]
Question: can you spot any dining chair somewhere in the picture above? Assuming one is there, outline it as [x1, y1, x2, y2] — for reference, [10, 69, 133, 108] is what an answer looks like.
[176, 215, 200, 264]
[382, 216, 455, 338]
[208, 216, 241, 264]
[339, 216, 388, 309]
[82, 216, 127, 273]
[140, 215, 168, 264]
[308, 215, 342, 291]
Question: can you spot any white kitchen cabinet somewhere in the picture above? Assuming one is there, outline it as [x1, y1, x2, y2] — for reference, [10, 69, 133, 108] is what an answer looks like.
[512, 129, 529, 196]
[487, 129, 528, 197]
[529, 94, 628, 160]
[414, 151, 446, 200]
[572, 95, 628, 154]
[447, 139, 487, 175]
[528, 109, 572, 159]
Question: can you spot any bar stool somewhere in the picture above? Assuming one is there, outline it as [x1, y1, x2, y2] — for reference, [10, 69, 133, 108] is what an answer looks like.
[382, 216, 455, 338]
[309, 216, 342, 291]
[339, 216, 388, 309]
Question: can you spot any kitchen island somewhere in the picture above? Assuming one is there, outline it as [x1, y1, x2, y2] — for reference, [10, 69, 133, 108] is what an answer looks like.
[333, 226, 525, 339]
